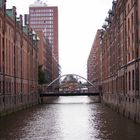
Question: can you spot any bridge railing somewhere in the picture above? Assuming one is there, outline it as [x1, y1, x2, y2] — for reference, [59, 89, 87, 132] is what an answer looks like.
[38, 84, 101, 94]
[40, 91, 100, 97]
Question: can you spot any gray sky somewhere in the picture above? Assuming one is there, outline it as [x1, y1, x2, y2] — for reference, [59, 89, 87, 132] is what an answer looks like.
[7, 0, 112, 78]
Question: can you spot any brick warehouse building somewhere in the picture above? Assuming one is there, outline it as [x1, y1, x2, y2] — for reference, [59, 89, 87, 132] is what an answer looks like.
[28, 0, 59, 84]
[0, 0, 38, 114]
[87, 0, 140, 122]
[100, 0, 140, 97]
[87, 30, 102, 92]
[37, 30, 52, 84]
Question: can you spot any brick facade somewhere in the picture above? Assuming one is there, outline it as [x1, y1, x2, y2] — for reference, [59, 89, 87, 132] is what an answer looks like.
[87, 0, 140, 123]
[37, 31, 52, 83]
[28, 1, 60, 83]
[88, 0, 140, 97]
[87, 30, 102, 92]
[0, 0, 38, 114]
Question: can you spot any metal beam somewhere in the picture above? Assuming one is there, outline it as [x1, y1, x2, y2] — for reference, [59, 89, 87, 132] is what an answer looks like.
[40, 92, 100, 97]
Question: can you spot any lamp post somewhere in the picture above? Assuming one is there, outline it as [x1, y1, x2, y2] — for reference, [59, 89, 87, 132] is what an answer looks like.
[33, 30, 40, 95]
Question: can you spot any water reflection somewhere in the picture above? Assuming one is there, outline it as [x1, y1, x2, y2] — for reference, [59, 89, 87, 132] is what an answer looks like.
[0, 97, 140, 140]
[88, 104, 140, 140]
[56, 97, 91, 140]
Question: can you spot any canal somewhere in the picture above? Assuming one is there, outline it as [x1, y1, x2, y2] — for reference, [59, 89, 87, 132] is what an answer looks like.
[0, 96, 140, 140]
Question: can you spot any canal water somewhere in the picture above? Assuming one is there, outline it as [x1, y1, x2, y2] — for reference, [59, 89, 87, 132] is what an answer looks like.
[0, 96, 140, 140]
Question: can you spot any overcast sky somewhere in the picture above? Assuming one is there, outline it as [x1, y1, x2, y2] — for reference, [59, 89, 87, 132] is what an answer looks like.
[7, 0, 112, 78]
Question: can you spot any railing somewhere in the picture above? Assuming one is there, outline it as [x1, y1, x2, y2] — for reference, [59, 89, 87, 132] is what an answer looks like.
[40, 92, 100, 97]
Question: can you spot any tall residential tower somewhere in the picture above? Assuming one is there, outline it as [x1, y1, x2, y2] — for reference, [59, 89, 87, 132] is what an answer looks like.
[28, 0, 59, 82]
[28, 0, 59, 62]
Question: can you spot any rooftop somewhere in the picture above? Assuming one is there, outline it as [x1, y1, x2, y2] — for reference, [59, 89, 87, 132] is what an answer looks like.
[29, 0, 47, 7]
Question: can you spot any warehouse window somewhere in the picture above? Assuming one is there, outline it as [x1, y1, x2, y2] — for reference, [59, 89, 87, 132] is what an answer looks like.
[132, 70, 134, 90]
[129, 71, 131, 91]
[136, 68, 139, 90]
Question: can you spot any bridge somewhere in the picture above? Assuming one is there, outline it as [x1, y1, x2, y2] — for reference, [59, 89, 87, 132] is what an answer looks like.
[39, 74, 102, 97]
[40, 92, 100, 97]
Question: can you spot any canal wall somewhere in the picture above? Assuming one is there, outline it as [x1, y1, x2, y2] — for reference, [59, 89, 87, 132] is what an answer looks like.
[0, 94, 38, 117]
[103, 94, 140, 123]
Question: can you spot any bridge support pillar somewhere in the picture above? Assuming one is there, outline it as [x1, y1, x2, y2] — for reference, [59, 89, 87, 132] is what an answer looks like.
[98, 92, 103, 103]
[38, 96, 43, 104]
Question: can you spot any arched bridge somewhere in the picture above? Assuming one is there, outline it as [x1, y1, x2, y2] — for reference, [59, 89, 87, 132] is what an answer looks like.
[39, 74, 101, 97]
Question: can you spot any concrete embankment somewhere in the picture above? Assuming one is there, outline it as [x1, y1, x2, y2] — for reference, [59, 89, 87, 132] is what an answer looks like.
[103, 93, 140, 123]
[0, 94, 38, 117]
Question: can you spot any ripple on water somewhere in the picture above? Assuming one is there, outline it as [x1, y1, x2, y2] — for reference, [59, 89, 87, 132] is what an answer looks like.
[0, 97, 140, 140]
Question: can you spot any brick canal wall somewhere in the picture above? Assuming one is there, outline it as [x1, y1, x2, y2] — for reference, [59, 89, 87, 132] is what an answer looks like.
[0, 94, 39, 117]
[103, 94, 140, 123]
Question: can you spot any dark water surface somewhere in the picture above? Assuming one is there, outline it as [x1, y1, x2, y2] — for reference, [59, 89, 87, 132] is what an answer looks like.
[0, 96, 140, 140]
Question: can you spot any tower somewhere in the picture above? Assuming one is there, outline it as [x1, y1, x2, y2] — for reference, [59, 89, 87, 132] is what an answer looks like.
[29, 0, 59, 62]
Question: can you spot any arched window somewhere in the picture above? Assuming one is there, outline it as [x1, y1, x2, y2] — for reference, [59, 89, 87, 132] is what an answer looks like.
[131, 13, 134, 28]
[128, 18, 130, 31]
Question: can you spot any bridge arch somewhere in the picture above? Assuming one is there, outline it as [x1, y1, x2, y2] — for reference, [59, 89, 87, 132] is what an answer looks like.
[45, 74, 97, 92]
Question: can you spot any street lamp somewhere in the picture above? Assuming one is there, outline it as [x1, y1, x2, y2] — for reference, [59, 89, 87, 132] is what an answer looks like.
[28, 29, 40, 99]
[28, 29, 40, 46]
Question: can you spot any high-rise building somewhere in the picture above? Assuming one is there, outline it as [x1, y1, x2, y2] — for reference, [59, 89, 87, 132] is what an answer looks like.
[28, 0, 59, 84]
[28, 0, 59, 62]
